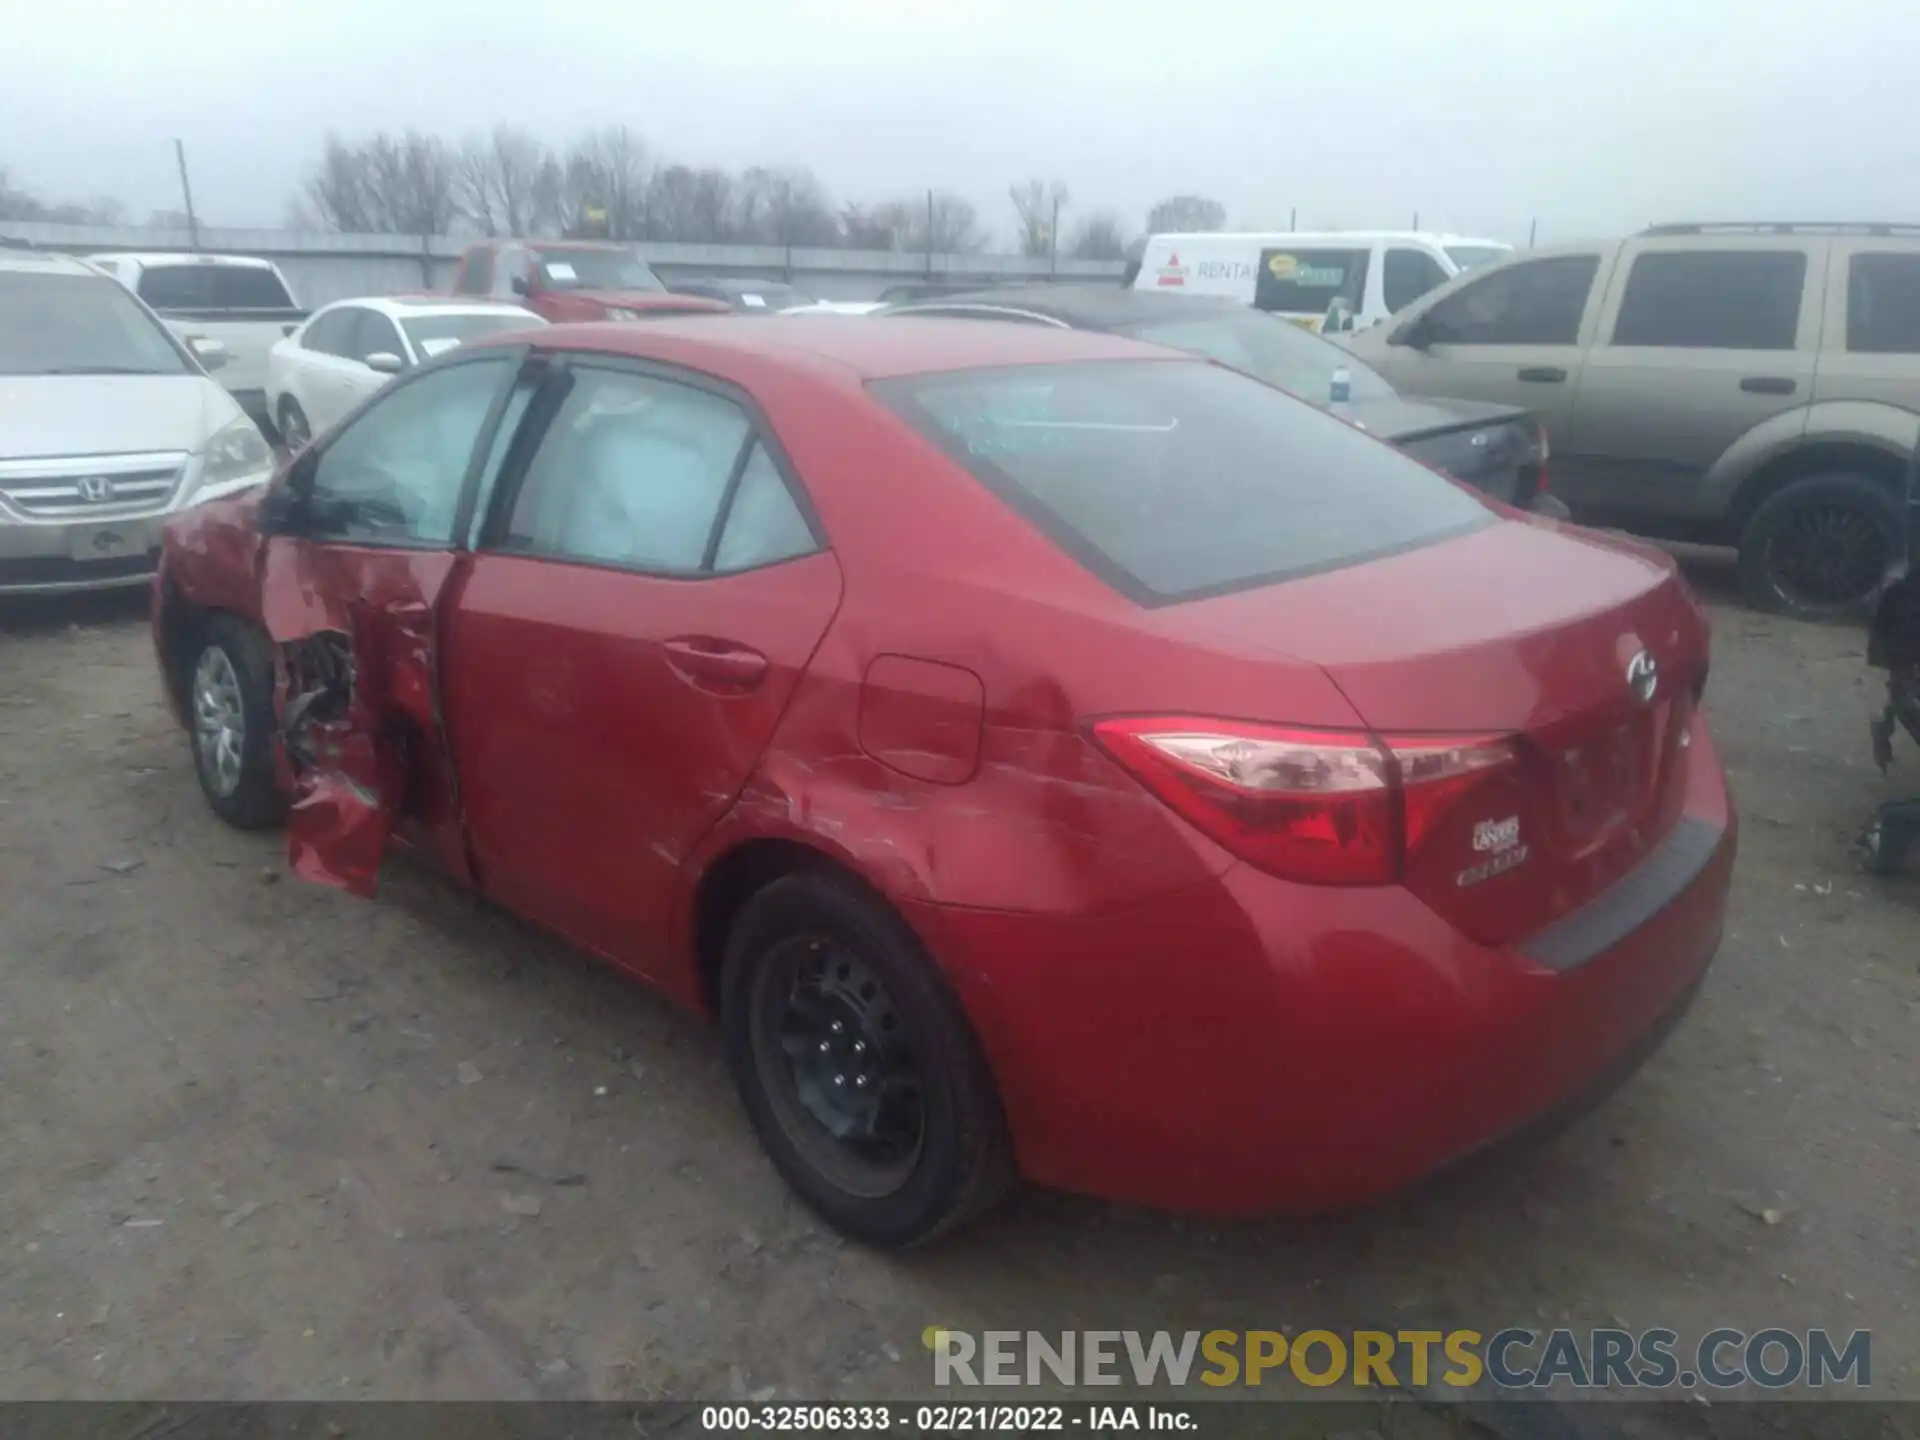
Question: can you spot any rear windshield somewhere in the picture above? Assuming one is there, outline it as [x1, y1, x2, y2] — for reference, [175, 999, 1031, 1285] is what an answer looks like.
[875, 360, 1491, 603]
[136, 263, 294, 310]
[1115, 309, 1396, 407]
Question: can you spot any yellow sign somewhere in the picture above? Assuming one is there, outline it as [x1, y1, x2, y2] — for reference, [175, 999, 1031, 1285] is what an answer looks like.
[1267, 253, 1299, 279]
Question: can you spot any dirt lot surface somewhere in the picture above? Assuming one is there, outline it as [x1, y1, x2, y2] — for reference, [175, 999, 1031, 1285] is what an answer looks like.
[1, 556, 1916, 1427]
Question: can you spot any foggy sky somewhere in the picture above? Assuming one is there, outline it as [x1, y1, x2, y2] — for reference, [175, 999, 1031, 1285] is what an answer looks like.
[3, 0, 1914, 247]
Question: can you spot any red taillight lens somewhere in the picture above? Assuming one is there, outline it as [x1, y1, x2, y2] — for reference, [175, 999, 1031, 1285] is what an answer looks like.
[1091, 716, 1516, 886]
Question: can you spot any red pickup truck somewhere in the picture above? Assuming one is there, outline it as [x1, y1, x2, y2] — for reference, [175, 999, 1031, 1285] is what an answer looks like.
[449, 240, 726, 322]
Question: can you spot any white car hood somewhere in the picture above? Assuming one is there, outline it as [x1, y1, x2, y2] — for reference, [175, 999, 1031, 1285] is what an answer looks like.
[0, 375, 241, 461]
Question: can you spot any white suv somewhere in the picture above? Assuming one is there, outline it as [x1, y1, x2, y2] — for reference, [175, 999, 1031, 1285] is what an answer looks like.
[0, 246, 274, 596]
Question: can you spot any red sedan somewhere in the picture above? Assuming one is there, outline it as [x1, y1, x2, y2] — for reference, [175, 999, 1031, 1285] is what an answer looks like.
[151, 316, 1735, 1247]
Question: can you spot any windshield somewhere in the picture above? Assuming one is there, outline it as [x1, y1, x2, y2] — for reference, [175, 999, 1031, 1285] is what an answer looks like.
[402, 311, 543, 358]
[0, 271, 190, 377]
[1118, 310, 1396, 407]
[731, 283, 812, 311]
[531, 247, 664, 293]
[876, 359, 1490, 603]
[1444, 245, 1511, 272]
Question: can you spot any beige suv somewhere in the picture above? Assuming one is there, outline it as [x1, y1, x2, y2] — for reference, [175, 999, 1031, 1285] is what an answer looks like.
[1347, 222, 1920, 618]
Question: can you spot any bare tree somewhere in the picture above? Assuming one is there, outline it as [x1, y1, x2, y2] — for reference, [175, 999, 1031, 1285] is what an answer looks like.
[1009, 178, 1069, 258]
[0, 167, 129, 225]
[919, 192, 985, 252]
[303, 131, 459, 235]
[1146, 194, 1227, 234]
[839, 200, 909, 250]
[561, 126, 652, 240]
[737, 166, 837, 248]
[1066, 211, 1127, 261]
[649, 165, 736, 242]
[457, 126, 558, 237]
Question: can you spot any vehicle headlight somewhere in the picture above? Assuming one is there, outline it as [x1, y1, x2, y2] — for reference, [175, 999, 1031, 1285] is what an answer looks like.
[187, 415, 274, 505]
[606, 306, 641, 321]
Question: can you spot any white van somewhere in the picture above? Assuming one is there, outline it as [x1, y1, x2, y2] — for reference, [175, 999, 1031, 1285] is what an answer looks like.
[1132, 231, 1513, 335]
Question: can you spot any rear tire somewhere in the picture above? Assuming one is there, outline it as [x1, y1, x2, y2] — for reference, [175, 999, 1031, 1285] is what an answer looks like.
[187, 614, 285, 830]
[720, 872, 1013, 1248]
[1737, 472, 1903, 620]
[277, 396, 313, 453]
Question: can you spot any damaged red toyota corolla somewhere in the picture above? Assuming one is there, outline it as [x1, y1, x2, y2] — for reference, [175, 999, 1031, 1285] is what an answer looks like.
[150, 316, 1736, 1247]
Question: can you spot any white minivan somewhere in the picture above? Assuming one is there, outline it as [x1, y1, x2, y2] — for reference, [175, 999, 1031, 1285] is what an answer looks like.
[1132, 230, 1512, 335]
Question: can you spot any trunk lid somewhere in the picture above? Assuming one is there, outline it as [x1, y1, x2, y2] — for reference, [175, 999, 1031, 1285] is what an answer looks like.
[1166, 519, 1711, 943]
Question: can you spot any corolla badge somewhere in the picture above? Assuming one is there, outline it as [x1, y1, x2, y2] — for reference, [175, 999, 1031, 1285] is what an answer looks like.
[1626, 649, 1660, 705]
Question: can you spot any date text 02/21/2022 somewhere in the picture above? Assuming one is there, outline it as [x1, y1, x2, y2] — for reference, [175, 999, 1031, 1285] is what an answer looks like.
[699, 1403, 1198, 1431]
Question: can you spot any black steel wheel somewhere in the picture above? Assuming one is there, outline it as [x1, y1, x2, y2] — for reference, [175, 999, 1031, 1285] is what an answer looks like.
[721, 871, 1012, 1247]
[1739, 472, 1902, 620]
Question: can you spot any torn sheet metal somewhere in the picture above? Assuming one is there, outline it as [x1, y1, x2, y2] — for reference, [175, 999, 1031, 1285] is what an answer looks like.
[261, 539, 461, 896]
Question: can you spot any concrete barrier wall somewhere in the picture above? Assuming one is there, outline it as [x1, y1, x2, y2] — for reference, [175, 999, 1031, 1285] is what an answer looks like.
[0, 221, 1126, 307]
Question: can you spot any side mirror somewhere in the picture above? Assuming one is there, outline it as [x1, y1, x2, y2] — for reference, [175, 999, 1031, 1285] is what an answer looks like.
[255, 473, 307, 535]
[1390, 313, 1433, 350]
[1322, 297, 1356, 336]
[510, 276, 531, 297]
[187, 336, 230, 371]
[364, 351, 404, 375]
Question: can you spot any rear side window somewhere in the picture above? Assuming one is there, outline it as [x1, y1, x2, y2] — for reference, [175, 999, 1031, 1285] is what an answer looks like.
[1254, 248, 1369, 315]
[1847, 252, 1920, 354]
[1383, 248, 1451, 311]
[497, 367, 817, 575]
[875, 360, 1491, 604]
[1424, 256, 1598, 346]
[1611, 250, 1806, 350]
[211, 266, 293, 308]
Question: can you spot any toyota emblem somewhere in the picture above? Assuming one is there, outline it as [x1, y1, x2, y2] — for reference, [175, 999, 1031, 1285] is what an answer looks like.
[77, 475, 116, 504]
[1626, 649, 1659, 705]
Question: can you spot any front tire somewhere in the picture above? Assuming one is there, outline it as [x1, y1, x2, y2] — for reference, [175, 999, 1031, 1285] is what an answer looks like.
[1737, 472, 1903, 620]
[188, 614, 285, 830]
[721, 872, 1013, 1248]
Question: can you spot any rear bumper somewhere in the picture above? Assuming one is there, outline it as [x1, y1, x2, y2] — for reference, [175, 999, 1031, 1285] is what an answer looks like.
[908, 713, 1735, 1215]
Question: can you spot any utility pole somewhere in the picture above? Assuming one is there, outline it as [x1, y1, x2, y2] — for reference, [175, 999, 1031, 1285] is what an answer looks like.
[173, 139, 201, 250]
[1528, 217, 1538, 248]
[1050, 192, 1060, 275]
[1289, 207, 1297, 229]
[926, 188, 934, 278]
[1412, 211, 1420, 229]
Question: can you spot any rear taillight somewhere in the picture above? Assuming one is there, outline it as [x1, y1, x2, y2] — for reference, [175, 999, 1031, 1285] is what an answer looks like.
[1091, 716, 1517, 885]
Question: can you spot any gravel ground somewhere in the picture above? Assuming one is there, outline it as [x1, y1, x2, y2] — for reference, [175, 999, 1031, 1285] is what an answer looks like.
[0, 554, 1915, 1425]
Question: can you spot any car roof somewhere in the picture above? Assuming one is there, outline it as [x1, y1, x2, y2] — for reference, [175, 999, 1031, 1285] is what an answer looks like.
[319, 295, 539, 321]
[510, 313, 1178, 381]
[87, 251, 279, 270]
[0, 248, 108, 278]
[891, 284, 1250, 330]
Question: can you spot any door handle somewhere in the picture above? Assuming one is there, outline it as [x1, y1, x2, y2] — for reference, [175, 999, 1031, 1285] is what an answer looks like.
[1740, 376, 1797, 395]
[663, 636, 769, 691]
[1517, 366, 1568, 383]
